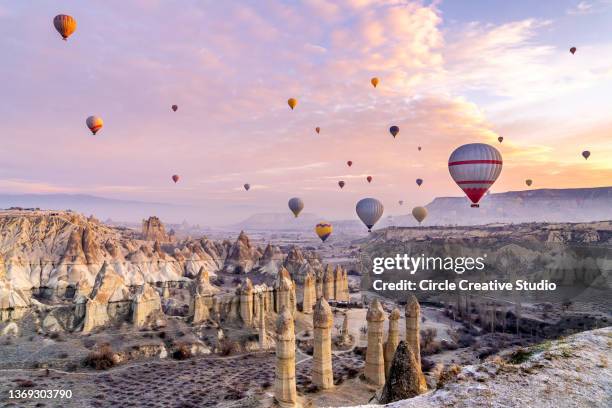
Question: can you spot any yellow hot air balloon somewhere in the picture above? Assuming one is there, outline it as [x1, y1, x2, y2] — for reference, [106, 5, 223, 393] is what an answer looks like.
[53, 15, 77, 41]
[86, 115, 103, 135]
[315, 222, 333, 242]
[371, 77, 379, 88]
[412, 206, 428, 224]
[287, 98, 297, 110]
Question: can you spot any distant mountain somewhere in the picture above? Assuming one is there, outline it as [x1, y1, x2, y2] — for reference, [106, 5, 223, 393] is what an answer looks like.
[386, 186, 612, 227]
[0, 194, 192, 223]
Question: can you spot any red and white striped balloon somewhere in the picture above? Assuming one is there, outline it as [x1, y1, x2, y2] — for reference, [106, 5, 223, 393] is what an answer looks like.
[448, 143, 502, 208]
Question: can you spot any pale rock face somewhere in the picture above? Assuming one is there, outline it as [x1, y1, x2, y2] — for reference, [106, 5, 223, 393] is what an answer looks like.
[312, 297, 334, 389]
[141, 216, 171, 243]
[302, 271, 316, 314]
[275, 307, 298, 408]
[379, 341, 427, 403]
[132, 283, 163, 329]
[365, 298, 386, 386]
[322, 265, 334, 300]
[276, 267, 296, 314]
[81, 263, 130, 333]
[258, 243, 284, 275]
[223, 231, 260, 273]
[384, 307, 401, 376]
[405, 295, 421, 368]
[0, 279, 30, 322]
[238, 278, 254, 326]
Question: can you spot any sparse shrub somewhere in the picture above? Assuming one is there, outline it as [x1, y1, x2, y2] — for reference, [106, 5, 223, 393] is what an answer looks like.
[219, 338, 235, 356]
[346, 367, 359, 379]
[66, 363, 78, 372]
[58, 352, 69, 359]
[172, 344, 192, 360]
[508, 348, 533, 364]
[158, 331, 167, 339]
[261, 380, 272, 389]
[420, 328, 437, 349]
[422, 340, 441, 356]
[334, 376, 345, 386]
[436, 364, 461, 389]
[305, 384, 320, 393]
[83, 338, 96, 349]
[232, 277, 242, 285]
[214, 276, 225, 285]
[83, 344, 115, 370]
[421, 357, 435, 372]
[15, 379, 35, 388]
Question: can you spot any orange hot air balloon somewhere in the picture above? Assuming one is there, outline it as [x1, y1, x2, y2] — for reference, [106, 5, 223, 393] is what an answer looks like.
[347, 161, 352, 167]
[315, 127, 320, 134]
[53, 14, 77, 41]
[86, 115, 103, 135]
[172, 175, 180, 183]
[171, 105, 178, 112]
[366, 176, 372, 183]
[371, 77, 379, 88]
[338, 181, 345, 189]
[570, 47, 577, 55]
[287, 98, 297, 110]
[498, 136, 503, 143]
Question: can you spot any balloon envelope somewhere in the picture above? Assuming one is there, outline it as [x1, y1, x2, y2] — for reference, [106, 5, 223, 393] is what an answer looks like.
[287, 98, 297, 110]
[315, 222, 333, 242]
[338, 181, 345, 189]
[412, 206, 428, 224]
[172, 175, 179, 183]
[371, 77, 379, 87]
[389, 126, 399, 138]
[356, 198, 384, 232]
[570, 47, 577, 54]
[398, 200, 404, 206]
[367, 176, 372, 183]
[172, 105, 178, 112]
[244, 183, 250, 191]
[86, 115, 103, 135]
[347, 161, 352, 167]
[315, 127, 320, 134]
[53, 14, 77, 40]
[416, 178, 423, 187]
[288, 197, 304, 218]
[418, 146, 422, 151]
[525, 179, 532, 187]
[582, 150, 590, 159]
[498, 136, 503, 143]
[448, 143, 503, 208]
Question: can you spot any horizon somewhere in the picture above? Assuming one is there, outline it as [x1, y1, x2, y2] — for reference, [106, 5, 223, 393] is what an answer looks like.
[1, 1, 612, 224]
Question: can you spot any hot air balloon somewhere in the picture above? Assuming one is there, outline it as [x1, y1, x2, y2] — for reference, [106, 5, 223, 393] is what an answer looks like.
[398, 200, 404, 206]
[53, 14, 77, 41]
[244, 183, 250, 191]
[525, 179, 533, 187]
[287, 98, 297, 110]
[412, 206, 427, 224]
[448, 143, 503, 208]
[371, 77, 379, 88]
[172, 105, 178, 112]
[416, 178, 423, 187]
[498, 136, 503, 143]
[315, 222, 333, 242]
[366, 176, 373, 183]
[86, 116, 103, 135]
[315, 127, 320, 134]
[582, 150, 590, 160]
[288, 197, 304, 218]
[347, 161, 353, 167]
[338, 181, 346, 189]
[356, 198, 384, 232]
[172, 175, 180, 183]
[570, 47, 577, 55]
[389, 126, 399, 138]
[418, 146, 422, 151]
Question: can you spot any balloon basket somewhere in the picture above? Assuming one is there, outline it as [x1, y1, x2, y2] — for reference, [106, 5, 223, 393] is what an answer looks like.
[471, 204, 479, 208]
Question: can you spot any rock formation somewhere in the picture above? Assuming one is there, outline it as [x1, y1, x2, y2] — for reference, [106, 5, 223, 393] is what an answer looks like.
[405, 295, 421, 368]
[132, 283, 163, 329]
[322, 265, 334, 300]
[223, 231, 261, 273]
[141, 216, 170, 242]
[384, 307, 401, 376]
[312, 297, 334, 389]
[379, 341, 427, 403]
[365, 298, 386, 386]
[238, 278, 254, 326]
[190, 267, 219, 324]
[259, 298, 267, 350]
[275, 306, 298, 407]
[276, 268, 296, 314]
[259, 243, 284, 275]
[302, 271, 315, 314]
[82, 262, 130, 333]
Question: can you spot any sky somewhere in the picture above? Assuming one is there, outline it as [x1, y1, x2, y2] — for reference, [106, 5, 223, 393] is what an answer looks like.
[0, 0, 611, 225]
